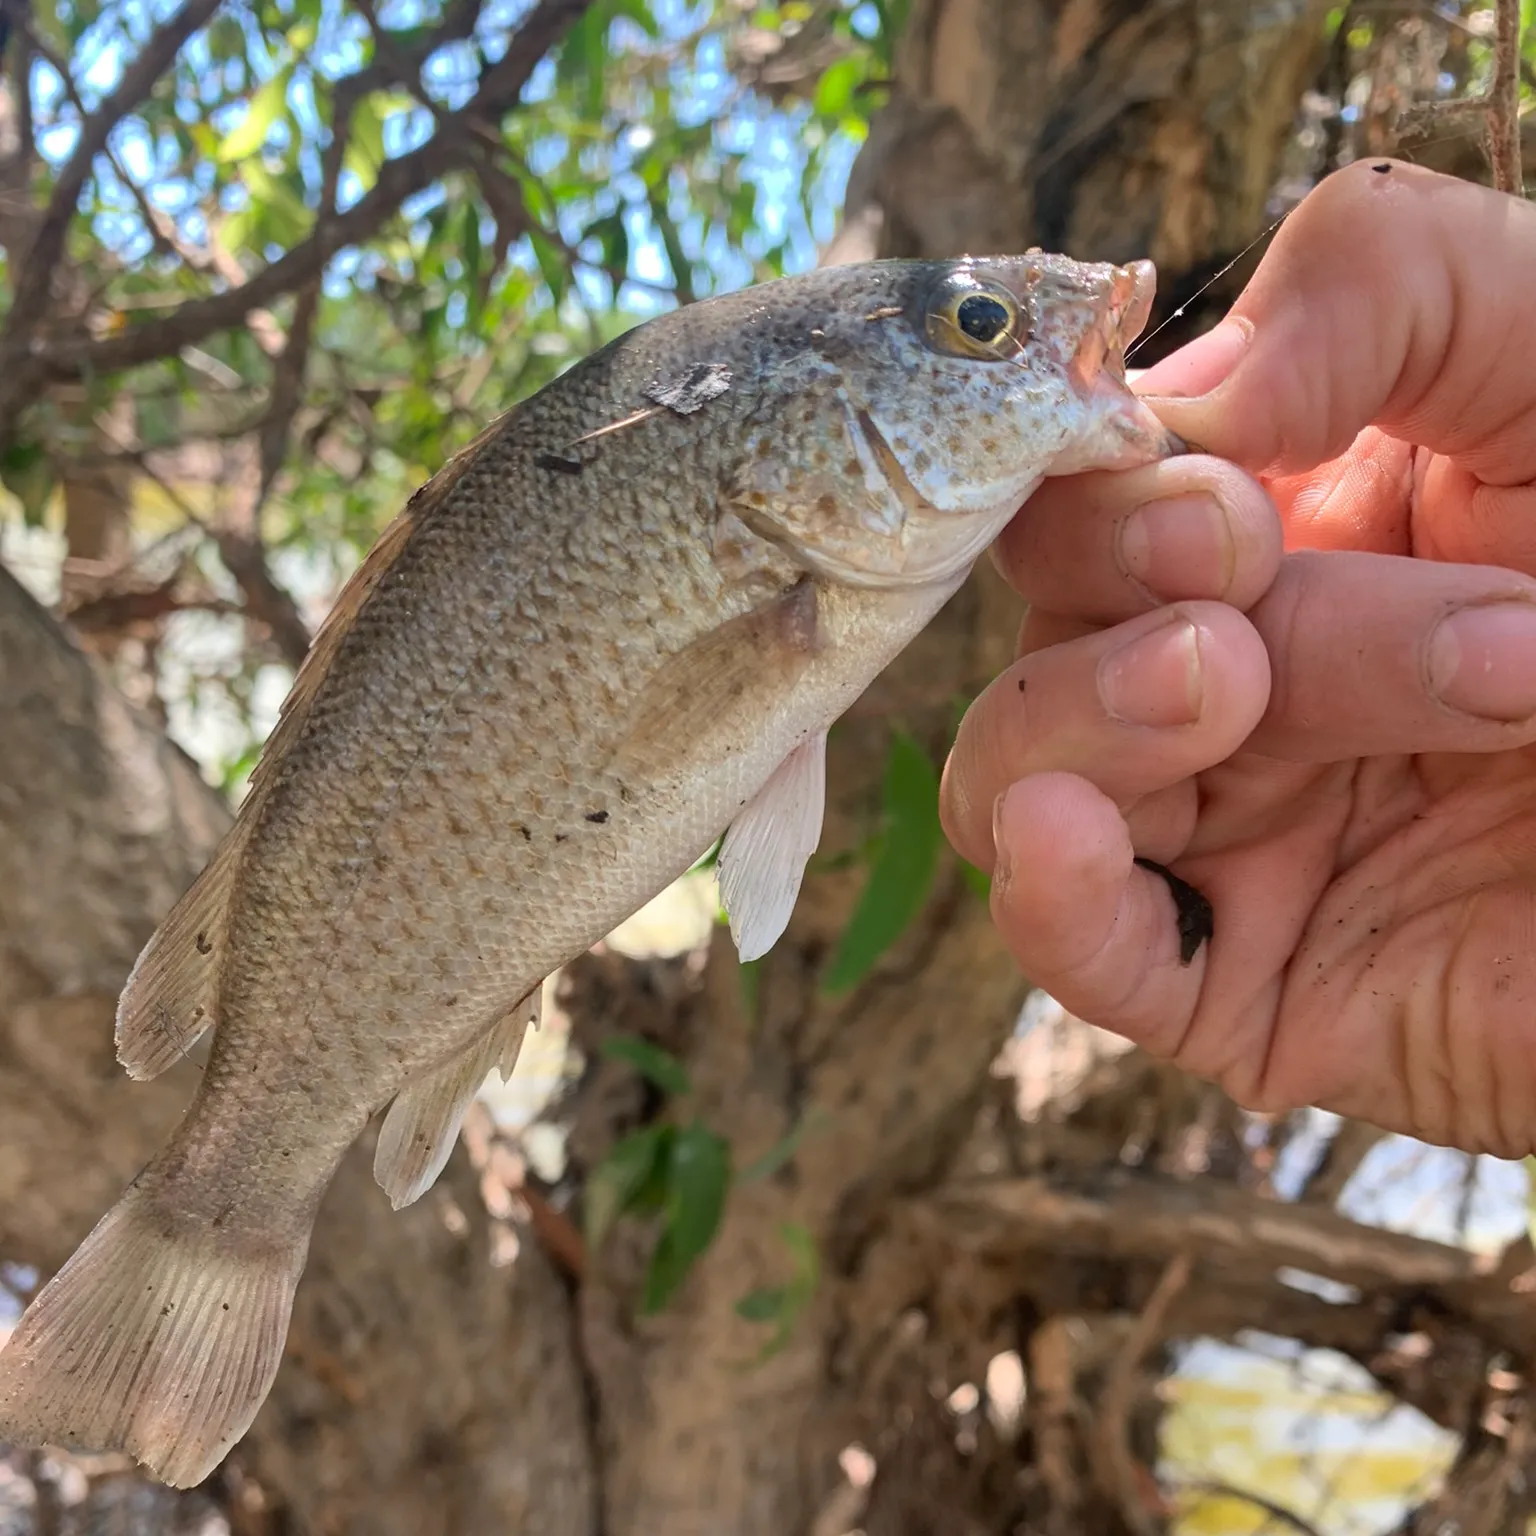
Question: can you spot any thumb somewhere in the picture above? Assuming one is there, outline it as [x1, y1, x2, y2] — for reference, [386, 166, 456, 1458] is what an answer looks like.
[1137, 161, 1536, 489]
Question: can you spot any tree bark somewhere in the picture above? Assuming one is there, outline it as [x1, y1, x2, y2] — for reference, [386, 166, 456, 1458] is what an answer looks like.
[0, 564, 598, 1534]
[568, 6, 1336, 1535]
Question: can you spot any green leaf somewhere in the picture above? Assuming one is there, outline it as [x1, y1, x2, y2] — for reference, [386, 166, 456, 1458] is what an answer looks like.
[217, 70, 290, 163]
[822, 730, 943, 994]
[735, 1286, 788, 1322]
[0, 439, 55, 526]
[641, 1121, 732, 1313]
[343, 92, 389, 194]
[812, 56, 864, 119]
[600, 1035, 691, 1097]
[736, 1109, 828, 1185]
[733, 1221, 820, 1363]
[585, 1123, 672, 1251]
[583, 211, 629, 276]
[528, 227, 569, 305]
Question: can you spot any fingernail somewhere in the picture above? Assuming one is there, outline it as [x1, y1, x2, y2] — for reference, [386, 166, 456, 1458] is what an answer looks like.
[992, 789, 1016, 889]
[1099, 615, 1203, 727]
[1118, 493, 1236, 600]
[1427, 601, 1536, 722]
[1136, 316, 1253, 400]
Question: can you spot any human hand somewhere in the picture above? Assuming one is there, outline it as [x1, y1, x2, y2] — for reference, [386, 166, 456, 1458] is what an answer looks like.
[941, 160, 1536, 1156]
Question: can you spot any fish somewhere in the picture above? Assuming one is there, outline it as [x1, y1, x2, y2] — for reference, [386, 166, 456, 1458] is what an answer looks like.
[0, 252, 1178, 1487]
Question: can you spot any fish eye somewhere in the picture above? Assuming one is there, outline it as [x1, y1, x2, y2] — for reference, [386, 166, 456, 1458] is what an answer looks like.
[923, 277, 1028, 360]
[957, 294, 1011, 344]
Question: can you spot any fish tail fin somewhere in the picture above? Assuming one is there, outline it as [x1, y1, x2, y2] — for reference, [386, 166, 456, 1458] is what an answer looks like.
[0, 1178, 308, 1488]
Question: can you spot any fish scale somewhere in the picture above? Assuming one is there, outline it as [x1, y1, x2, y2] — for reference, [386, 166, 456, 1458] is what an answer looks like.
[0, 251, 1179, 1487]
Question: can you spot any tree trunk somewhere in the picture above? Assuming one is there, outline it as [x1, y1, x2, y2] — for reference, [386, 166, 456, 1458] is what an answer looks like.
[0, 563, 598, 1534]
[567, 6, 1335, 1536]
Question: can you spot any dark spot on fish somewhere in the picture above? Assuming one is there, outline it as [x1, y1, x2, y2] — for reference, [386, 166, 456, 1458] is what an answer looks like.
[192, 1005, 205, 1020]
[815, 494, 836, 516]
[1372, 162, 1391, 173]
[195, 931, 212, 955]
[585, 810, 609, 823]
[555, 833, 568, 843]
[161, 1304, 173, 1316]
[1017, 678, 1027, 693]
[222, 1302, 230, 1311]
[981, 437, 999, 454]
[1135, 857, 1214, 964]
[518, 824, 532, 841]
[536, 452, 583, 475]
[844, 458, 861, 478]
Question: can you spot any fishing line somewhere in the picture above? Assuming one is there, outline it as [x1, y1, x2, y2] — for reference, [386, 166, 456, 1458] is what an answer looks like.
[1124, 210, 1290, 364]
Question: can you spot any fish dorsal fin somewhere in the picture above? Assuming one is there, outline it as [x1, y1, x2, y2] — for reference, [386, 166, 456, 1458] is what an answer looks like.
[373, 986, 542, 1211]
[115, 424, 506, 1082]
[717, 730, 828, 962]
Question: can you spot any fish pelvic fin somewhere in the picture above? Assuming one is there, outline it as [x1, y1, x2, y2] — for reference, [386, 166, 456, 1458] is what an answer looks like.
[373, 988, 542, 1212]
[0, 1180, 308, 1489]
[718, 729, 828, 962]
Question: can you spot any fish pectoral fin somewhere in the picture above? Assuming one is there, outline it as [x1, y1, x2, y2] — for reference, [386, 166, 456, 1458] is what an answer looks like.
[373, 988, 542, 1212]
[114, 826, 251, 1081]
[612, 579, 820, 778]
[0, 1178, 305, 1489]
[717, 730, 828, 963]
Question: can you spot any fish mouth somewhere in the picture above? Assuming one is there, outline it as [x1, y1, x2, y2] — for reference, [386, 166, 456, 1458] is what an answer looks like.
[1064, 259, 1186, 464]
[1070, 259, 1156, 389]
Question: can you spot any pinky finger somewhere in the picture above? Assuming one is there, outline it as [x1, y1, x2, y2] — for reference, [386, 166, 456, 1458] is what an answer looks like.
[990, 772, 1206, 1054]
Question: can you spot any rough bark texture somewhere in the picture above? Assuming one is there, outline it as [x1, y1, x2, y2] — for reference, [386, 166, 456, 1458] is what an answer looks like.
[565, 6, 1341, 1536]
[0, 563, 598, 1534]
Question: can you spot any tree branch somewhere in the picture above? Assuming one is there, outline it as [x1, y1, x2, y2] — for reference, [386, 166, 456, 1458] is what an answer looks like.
[15, 0, 591, 403]
[1092, 1252, 1191, 1536]
[0, 0, 222, 360]
[1399, 0, 1525, 197]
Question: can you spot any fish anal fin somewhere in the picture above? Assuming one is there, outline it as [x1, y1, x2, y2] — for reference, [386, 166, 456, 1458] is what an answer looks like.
[373, 988, 542, 1211]
[0, 1180, 306, 1489]
[115, 828, 250, 1080]
[717, 731, 828, 962]
[614, 578, 821, 777]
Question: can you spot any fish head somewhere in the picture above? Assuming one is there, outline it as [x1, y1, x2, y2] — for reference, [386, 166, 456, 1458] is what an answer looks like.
[731, 254, 1179, 589]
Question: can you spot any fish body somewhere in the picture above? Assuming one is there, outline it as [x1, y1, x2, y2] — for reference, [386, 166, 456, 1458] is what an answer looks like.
[0, 254, 1175, 1485]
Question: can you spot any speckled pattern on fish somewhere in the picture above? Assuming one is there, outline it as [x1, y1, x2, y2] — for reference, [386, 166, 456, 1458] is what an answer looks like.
[0, 253, 1177, 1488]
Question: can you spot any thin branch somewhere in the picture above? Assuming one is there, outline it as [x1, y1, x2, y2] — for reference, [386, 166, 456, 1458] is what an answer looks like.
[1092, 1252, 1191, 1536]
[1399, 0, 1525, 196]
[256, 277, 320, 503]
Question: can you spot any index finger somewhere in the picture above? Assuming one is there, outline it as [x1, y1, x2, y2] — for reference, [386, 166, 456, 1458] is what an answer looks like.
[1139, 161, 1536, 488]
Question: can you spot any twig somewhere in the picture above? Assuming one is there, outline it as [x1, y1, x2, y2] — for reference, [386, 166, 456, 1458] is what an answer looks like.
[1091, 1251, 1191, 1536]
[1399, 0, 1524, 196]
